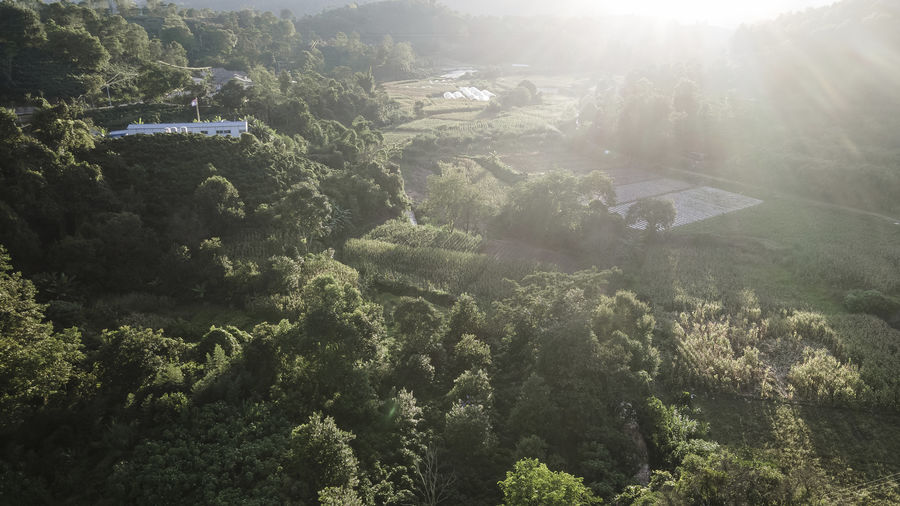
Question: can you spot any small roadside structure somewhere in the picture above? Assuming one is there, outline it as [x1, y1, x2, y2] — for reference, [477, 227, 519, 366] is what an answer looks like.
[108, 120, 248, 138]
[193, 68, 253, 93]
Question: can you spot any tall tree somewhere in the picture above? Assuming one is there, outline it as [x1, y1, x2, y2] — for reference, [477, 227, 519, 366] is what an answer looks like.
[0, 246, 83, 431]
[288, 412, 360, 501]
[625, 198, 676, 235]
[498, 458, 599, 505]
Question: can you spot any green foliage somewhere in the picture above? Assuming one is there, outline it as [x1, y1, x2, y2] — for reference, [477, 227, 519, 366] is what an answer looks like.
[364, 220, 483, 253]
[497, 170, 622, 250]
[1, 121, 398, 301]
[844, 289, 900, 319]
[443, 402, 496, 455]
[670, 303, 774, 396]
[641, 396, 716, 468]
[0, 246, 83, 431]
[0, 3, 45, 48]
[109, 402, 290, 504]
[319, 485, 365, 505]
[473, 153, 524, 184]
[592, 291, 661, 384]
[194, 173, 246, 232]
[344, 237, 548, 300]
[288, 412, 359, 501]
[5, 2, 900, 503]
[452, 334, 492, 371]
[272, 181, 333, 249]
[30, 102, 96, 154]
[45, 23, 110, 73]
[625, 198, 677, 234]
[491, 269, 654, 493]
[95, 326, 187, 401]
[445, 293, 486, 344]
[617, 78, 671, 159]
[421, 162, 498, 234]
[194, 325, 248, 359]
[392, 296, 442, 349]
[829, 314, 900, 407]
[673, 450, 790, 505]
[498, 458, 600, 506]
[507, 373, 559, 443]
[489, 80, 542, 112]
[446, 368, 493, 407]
[296, 275, 385, 364]
[788, 347, 866, 404]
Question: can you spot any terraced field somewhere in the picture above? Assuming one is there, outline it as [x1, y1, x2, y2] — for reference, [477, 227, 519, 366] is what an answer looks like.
[382, 75, 580, 146]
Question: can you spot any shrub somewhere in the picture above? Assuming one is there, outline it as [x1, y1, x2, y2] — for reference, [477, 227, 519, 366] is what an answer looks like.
[498, 458, 599, 506]
[364, 220, 482, 252]
[844, 289, 900, 319]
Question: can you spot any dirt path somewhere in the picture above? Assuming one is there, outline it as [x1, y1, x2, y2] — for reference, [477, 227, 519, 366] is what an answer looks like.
[665, 166, 900, 225]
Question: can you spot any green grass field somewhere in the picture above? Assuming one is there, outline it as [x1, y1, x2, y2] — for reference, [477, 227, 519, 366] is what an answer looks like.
[695, 395, 900, 501]
[636, 197, 900, 488]
[633, 198, 900, 312]
[382, 76, 579, 147]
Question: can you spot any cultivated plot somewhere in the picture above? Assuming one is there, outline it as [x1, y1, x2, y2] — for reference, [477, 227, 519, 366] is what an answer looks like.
[611, 185, 763, 229]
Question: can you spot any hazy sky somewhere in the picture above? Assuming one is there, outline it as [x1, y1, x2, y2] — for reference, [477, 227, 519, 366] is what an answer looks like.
[598, 0, 837, 25]
[443, 0, 838, 26]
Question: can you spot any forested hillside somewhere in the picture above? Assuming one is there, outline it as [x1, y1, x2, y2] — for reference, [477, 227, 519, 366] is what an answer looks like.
[2, 0, 900, 504]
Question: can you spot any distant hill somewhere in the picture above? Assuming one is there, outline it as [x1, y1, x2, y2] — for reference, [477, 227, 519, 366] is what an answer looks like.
[170, 0, 831, 20]
[290, 0, 731, 69]
[171, 0, 363, 16]
[732, 0, 900, 115]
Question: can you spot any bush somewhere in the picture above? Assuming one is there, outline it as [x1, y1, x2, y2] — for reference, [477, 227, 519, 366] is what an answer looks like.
[498, 458, 599, 506]
[364, 220, 482, 252]
[844, 289, 900, 319]
[474, 154, 524, 184]
[343, 238, 547, 300]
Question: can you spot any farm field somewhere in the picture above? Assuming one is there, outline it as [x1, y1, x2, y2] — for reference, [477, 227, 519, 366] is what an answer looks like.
[632, 197, 900, 312]
[342, 237, 552, 300]
[631, 196, 900, 489]
[384, 70, 900, 309]
[381, 67, 900, 495]
[382, 74, 581, 147]
[694, 395, 900, 500]
[611, 185, 764, 229]
[386, 72, 769, 234]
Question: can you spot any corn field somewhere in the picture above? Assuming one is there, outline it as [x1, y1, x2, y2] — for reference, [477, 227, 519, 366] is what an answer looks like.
[364, 220, 483, 253]
[343, 238, 551, 300]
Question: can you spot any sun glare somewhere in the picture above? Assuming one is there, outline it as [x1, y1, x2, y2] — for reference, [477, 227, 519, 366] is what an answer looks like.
[614, 0, 730, 23]
[575, 0, 836, 26]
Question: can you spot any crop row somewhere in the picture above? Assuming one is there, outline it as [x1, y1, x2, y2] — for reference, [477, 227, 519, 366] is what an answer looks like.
[363, 220, 483, 253]
[342, 238, 550, 300]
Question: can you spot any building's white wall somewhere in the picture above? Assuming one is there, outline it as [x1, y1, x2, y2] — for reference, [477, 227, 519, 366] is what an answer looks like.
[117, 121, 248, 138]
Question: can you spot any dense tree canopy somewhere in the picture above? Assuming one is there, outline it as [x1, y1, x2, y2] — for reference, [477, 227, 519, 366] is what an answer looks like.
[1, 0, 898, 504]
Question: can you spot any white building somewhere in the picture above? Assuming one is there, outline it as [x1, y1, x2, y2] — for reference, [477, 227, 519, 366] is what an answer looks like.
[108, 121, 248, 138]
